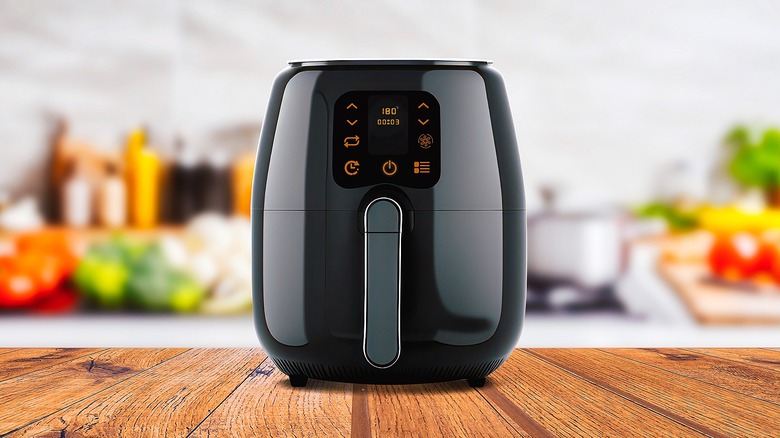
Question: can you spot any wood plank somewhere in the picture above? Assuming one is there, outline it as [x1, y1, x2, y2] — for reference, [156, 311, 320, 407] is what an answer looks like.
[0, 348, 186, 434]
[529, 348, 780, 437]
[7, 348, 264, 437]
[0, 348, 103, 382]
[605, 348, 780, 405]
[485, 350, 703, 437]
[369, 379, 526, 438]
[684, 348, 780, 373]
[479, 384, 553, 438]
[190, 359, 352, 437]
[352, 384, 371, 438]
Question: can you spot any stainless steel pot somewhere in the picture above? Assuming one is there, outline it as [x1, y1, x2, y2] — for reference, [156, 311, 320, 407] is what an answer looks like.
[527, 186, 627, 297]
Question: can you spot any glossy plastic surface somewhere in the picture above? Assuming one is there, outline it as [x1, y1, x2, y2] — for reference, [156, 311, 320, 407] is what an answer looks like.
[252, 61, 526, 383]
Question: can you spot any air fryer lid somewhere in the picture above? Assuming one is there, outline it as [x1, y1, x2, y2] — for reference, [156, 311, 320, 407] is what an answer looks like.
[288, 59, 492, 67]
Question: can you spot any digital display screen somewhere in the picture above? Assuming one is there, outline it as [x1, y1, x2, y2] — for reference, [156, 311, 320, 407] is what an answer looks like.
[368, 96, 408, 155]
[333, 91, 439, 189]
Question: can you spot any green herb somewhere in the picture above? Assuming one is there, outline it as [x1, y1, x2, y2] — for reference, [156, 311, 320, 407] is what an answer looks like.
[635, 202, 698, 231]
[727, 126, 780, 189]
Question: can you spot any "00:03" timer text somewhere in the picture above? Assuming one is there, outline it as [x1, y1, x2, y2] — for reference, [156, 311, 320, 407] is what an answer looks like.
[376, 118, 400, 126]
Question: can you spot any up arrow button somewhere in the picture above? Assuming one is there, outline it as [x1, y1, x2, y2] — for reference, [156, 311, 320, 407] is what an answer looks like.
[417, 102, 429, 109]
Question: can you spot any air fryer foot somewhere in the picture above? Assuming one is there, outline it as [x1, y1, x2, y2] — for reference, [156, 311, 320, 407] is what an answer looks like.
[467, 377, 486, 388]
[289, 374, 308, 387]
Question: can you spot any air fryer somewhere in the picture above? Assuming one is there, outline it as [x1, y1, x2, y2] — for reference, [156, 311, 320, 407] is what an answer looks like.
[252, 59, 526, 387]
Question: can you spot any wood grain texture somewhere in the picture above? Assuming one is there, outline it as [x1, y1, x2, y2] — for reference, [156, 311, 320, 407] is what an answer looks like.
[0, 348, 186, 434]
[368, 381, 525, 437]
[351, 384, 371, 438]
[685, 348, 780, 373]
[490, 350, 702, 437]
[478, 383, 552, 438]
[529, 348, 780, 437]
[605, 348, 780, 404]
[190, 359, 352, 438]
[8, 349, 264, 437]
[0, 348, 102, 382]
[1, 348, 779, 437]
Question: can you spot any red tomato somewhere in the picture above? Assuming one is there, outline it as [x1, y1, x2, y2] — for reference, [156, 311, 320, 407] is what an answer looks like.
[32, 287, 79, 314]
[767, 242, 780, 286]
[753, 240, 777, 275]
[13, 252, 68, 296]
[0, 271, 39, 307]
[708, 233, 766, 280]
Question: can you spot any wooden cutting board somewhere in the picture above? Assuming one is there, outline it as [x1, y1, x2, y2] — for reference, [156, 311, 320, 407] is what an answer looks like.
[658, 260, 780, 324]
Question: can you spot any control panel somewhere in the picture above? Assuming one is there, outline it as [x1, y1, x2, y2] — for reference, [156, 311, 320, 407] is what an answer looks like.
[333, 91, 440, 188]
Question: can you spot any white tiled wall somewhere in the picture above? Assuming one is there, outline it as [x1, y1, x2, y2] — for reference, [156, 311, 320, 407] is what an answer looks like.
[1, 0, 779, 209]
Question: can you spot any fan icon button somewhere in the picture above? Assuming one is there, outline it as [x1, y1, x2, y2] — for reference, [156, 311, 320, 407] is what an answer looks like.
[418, 134, 433, 149]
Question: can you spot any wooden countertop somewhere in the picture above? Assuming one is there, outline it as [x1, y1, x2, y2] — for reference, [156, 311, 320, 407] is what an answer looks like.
[0, 348, 778, 436]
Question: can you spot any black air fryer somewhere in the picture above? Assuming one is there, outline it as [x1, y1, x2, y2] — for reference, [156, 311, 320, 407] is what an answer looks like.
[252, 59, 525, 387]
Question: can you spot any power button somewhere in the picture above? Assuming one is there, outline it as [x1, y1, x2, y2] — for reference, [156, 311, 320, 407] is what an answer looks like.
[382, 160, 398, 176]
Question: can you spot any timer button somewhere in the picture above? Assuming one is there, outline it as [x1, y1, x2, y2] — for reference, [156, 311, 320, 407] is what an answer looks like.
[382, 160, 398, 176]
[344, 160, 360, 176]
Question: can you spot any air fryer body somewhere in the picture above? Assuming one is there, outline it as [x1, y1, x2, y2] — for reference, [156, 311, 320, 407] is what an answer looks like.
[252, 60, 526, 384]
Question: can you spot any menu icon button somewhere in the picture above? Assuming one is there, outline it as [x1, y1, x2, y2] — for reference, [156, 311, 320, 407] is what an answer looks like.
[413, 161, 431, 174]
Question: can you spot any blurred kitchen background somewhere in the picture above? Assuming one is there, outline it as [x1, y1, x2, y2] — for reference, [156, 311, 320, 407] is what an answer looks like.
[1, 0, 779, 347]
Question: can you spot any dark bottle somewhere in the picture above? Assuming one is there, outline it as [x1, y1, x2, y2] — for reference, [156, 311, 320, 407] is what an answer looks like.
[196, 149, 232, 215]
[169, 140, 201, 223]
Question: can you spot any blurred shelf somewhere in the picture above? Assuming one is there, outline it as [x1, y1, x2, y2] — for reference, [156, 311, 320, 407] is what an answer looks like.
[0, 314, 257, 348]
[0, 225, 184, 241]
